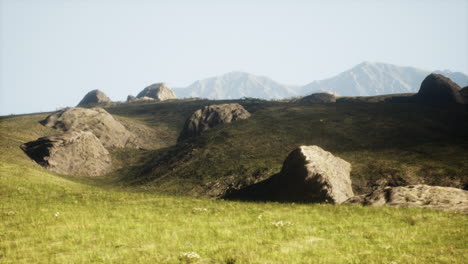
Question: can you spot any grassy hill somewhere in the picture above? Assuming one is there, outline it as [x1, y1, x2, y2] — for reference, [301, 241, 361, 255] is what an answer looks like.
[1, 99, 467, 263]
[107, 100, 468, 198]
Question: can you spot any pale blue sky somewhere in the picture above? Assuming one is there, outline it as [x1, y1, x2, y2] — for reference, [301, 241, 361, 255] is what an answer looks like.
[1, 0, 467, 115]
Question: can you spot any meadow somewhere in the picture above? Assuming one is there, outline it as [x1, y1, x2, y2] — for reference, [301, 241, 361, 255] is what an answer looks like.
[1, 101, 467, 263]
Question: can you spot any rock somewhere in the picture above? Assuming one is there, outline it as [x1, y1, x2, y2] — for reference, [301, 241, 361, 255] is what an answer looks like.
[178, 103, 251, 141]
[127, 95, 136, 102]
[40, 107, 138, 148]
[299, 93, 336, 103]
[137, 83, 176, 101]
[77, 90, 111, 107]
[20, 131, 112, 176]
[415, 74, 464, 104]
[460, 86, 468, 103]
[345, 184, 468, 213]
[271, 145, 353, 203]
[127, 95, 155, 103]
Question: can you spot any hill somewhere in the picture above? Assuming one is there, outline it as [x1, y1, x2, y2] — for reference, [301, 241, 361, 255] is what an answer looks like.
[1, 98, 467, 263]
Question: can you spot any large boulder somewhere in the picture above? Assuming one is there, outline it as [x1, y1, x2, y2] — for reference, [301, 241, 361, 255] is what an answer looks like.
[415, 74, 464, 104]
[77, 90, 111, 107]
[178, 103, 251, 141]
[20, 131, 112, 176]
[40, 107, 138, 148]
[345, 185, 468, 213]
[271, 146, 353, 203]
[299, 93, 336, 103]
[137, 83, 176, 101]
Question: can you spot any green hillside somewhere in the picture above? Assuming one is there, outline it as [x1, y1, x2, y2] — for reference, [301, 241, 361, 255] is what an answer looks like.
[1, 99, 467, 263]
[108, 100, 468, 198]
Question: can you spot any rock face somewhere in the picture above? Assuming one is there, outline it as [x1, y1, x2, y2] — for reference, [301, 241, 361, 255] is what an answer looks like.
[272, 146, 353, 203]
[415, 74, 464, 104]
[299, 93, 336, 103]
[77, 90, 111, 107]
[40, 107, 138, 148]
[137, 83, 176, 101]
[20, 131, 112, 176]
[178, 103, 251, 141]
[345, 185, 468, 213]
[460, 86, 468, 103]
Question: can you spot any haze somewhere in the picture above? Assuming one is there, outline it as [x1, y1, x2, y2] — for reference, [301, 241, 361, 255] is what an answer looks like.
[1, 0, 467, 115]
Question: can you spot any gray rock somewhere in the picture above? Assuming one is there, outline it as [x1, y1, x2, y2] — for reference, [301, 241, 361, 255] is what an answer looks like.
[271, 145, 354, 203]
[20, 131, 112, 176]
[345, 184, 468, 213]
[40, 107, 138, 148]
[178, 103, 251, 141]
[127, 95, 156, 103]
[415, 74, 464, 104]
[77, 90, 111, 107]
[137, 83, 176, 101]
[127, 95, 136, 102]
[299, 93, 336, 103]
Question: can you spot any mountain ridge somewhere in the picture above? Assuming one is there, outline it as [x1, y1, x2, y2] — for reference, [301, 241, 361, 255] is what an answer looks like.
[173, 62, 468, 99]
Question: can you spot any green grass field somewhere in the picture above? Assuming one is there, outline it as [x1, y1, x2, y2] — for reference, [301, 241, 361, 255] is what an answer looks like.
[1, 101, 467, 263]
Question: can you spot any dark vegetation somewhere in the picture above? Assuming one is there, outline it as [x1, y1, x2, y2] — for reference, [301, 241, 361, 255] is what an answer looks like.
[103, 99, 468, 198]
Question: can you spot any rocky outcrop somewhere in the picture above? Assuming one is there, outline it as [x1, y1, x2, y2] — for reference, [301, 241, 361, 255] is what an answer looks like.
[137, 83, 176, 101]
[178, 103, 251, 141]
[299, 93, 336, 103]
[415, 74, 464, 104]
[40, 107, 138, 148]
[20, 131, 112, 176]
[77, 90, 111, 107]
[225, 146, 354, 204]
[127, 95, 155, 103]
[345, 185, 468, 213]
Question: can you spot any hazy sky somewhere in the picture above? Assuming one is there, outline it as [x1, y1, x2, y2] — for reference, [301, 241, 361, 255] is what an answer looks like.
[1, 0, 467, 115]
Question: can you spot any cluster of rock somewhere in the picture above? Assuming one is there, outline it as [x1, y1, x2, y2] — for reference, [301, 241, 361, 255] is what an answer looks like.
[76, 83, 177, 107]
[21, 108, 138, 177]
[178, 103, 251, 141]
[345, 184, 468, 213]
[225, 145, 467, 213]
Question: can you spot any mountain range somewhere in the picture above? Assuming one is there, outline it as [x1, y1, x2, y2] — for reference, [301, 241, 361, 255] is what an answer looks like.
[173, 62, 468, 99]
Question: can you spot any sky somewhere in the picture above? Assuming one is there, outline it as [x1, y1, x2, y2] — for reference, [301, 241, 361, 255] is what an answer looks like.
[1, 0, 467, 115]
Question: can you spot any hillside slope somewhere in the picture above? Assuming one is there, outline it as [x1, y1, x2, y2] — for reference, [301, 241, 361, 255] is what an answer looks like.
[112, 101, 468, 198]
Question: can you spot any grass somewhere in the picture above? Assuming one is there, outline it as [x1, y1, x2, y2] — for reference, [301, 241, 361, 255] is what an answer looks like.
[117, 101, 468, 197]
[1, 161, 467, 263]
[1, 100, 467, 263]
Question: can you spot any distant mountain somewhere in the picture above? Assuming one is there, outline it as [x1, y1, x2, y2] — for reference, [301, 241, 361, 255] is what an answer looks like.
[301, 62, 468, 96]
[173, 63, 468, 99]
[173, 71, 298, 100]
